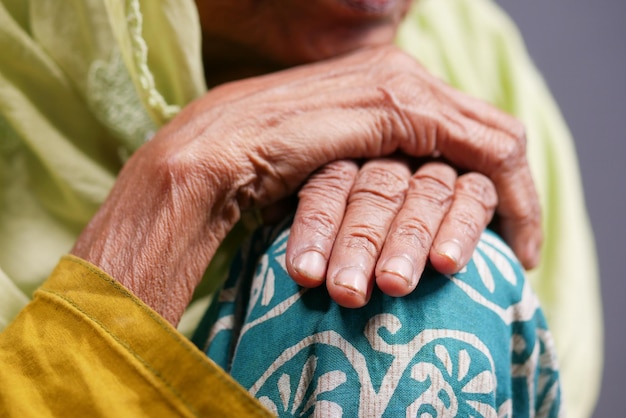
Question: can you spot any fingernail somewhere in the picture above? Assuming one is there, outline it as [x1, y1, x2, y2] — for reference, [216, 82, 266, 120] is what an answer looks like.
[333, 267, 367, 297]
[293, 251, 327, 281]
[437, 240, 462, 267]
[380, 256, 414, 287]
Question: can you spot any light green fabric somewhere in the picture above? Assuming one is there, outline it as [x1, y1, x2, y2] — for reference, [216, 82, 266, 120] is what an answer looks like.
[0, 0, 601, 416]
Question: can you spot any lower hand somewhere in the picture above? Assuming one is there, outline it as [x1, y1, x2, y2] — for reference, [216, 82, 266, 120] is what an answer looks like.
[286, 158, 497, 308]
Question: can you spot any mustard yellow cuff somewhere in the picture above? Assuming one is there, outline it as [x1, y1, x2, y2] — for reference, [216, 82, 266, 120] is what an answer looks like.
[0, 255, 271, 417]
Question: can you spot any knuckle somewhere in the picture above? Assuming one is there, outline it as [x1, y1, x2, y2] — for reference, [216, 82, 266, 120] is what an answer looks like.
[318, 160, 360, 183]
[408, 173, 455, 207]
[419, 161, 457, 180]
[393, 219, 433, 254]
[469, 123, 525, 170]
[490, 108, 527, 147]
[489, 136, 524, 170]
[296, 211, 340, 240]
[452, 211, 483, 239]
[350, 164, 409, 207]
[509, 119, 527, 147]
[341, 229, 384, 258]
[495, 126, 526, 169]
[361, 159, 411, 180]
[299, 161, 357, 198]
[456, 173, 498, 210]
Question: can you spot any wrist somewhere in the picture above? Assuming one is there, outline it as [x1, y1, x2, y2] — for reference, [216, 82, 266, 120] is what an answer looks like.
[71, 130, 242, 325]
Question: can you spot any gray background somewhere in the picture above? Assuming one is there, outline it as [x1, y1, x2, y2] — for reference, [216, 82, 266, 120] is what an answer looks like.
[496, 0, 625, 416]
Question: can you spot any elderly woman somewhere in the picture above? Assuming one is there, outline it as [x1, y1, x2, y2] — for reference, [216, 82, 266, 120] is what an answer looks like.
[0, 0, 600, 416]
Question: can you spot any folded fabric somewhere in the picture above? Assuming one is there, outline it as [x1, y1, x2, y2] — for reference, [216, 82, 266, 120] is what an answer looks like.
[195, 220, 562, 417]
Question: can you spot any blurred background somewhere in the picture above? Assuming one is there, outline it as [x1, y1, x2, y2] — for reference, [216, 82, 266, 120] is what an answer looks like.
[496, 0, 625, 416]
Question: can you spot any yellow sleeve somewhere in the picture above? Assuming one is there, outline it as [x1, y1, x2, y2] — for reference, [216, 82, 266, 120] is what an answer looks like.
[0, 255, 272, 417]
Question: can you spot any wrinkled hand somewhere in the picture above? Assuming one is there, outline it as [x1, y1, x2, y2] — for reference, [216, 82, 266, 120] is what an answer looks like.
[286, 158, 498, 308]
[71, 45, 540, 324]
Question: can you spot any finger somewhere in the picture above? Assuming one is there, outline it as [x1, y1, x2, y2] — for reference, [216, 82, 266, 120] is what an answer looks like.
[375, 162, 457, 296]
[428, 109, 542, 269]
[326, 159, 411, 308]
[286, 160, 359, 287]
[429, 81, 542, 268]
[494, 154, 542, 268]
[430, 173, 498, 274]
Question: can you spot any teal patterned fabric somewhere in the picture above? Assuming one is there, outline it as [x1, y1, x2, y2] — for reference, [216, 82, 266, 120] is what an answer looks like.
[193, 219, 562, 417]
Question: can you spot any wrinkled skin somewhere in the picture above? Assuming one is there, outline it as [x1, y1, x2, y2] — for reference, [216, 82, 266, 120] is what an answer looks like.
[197, 0, 541, 307]
[289, 159, 500, 308]
[72, 46, 539, 324]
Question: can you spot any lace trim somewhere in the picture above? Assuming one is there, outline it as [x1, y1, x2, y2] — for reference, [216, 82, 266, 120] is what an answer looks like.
[86, 50, 156, 158]
[125, 0, 179, 122]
